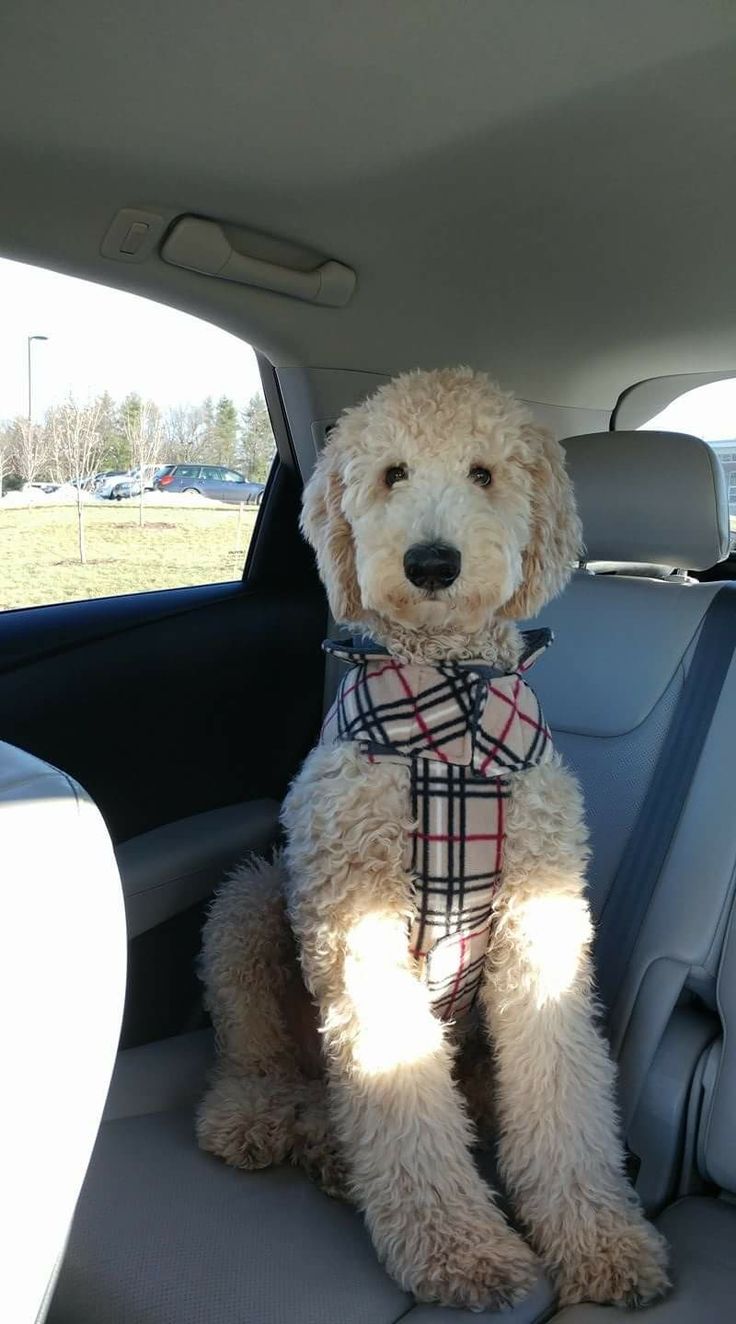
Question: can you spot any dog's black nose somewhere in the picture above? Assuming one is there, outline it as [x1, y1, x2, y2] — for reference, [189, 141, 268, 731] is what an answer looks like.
[403, 542, 461, 590]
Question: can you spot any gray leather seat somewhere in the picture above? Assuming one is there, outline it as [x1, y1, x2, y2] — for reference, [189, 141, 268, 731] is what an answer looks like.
[2, 741, 126, 1324]
[48, 430, 736, 1323]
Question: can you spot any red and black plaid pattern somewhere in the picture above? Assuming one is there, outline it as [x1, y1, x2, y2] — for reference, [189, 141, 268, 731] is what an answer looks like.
[322, 630, 553, 1020]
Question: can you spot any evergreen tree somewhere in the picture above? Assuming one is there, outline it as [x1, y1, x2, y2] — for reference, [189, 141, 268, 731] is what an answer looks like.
[236, 394, 276, 481]
[213, 395, 238, 467]
[201, 396, 217, 461]
[95, 391, 130, 471]
[116, 393, 142, 471]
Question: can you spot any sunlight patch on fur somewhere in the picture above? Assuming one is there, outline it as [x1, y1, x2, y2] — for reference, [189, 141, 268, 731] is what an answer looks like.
[345, 913, 442, 1075]
[515, 891, 591, 1007]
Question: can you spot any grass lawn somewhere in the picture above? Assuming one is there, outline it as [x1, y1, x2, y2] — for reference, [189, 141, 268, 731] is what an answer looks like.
[2, 503, 734, 615]
[0, 500, 259, 611]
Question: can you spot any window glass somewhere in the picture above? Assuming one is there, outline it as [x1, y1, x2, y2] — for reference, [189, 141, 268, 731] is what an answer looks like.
[629, 375, 736, 546]
[222, 470, 244, 482]
[0, 257, 277, 612]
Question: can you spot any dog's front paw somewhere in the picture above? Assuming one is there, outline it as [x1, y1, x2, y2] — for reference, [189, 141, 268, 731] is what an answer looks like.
[553, 1210, 670, 1308]
[297, 1141, 351, 1201]
[393, 1214, 540, 1311]
[291, 1078, 351, 1201]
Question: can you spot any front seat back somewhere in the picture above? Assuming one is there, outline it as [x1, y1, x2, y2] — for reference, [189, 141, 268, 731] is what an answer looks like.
[2, 742, 127, 1323]
[526, 430, 733, 1203]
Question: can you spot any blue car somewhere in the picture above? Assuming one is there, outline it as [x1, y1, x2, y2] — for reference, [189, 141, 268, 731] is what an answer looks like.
[154, 464, 265, 504]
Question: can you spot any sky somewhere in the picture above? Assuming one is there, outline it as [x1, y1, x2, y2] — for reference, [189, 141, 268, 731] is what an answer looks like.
[0, 256, 262, 423]
[641, 377, 736, 442]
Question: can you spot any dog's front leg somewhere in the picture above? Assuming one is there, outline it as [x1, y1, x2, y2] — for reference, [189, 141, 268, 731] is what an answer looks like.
[283, 743, 539, 1311]
[480, 757, 669, 1308]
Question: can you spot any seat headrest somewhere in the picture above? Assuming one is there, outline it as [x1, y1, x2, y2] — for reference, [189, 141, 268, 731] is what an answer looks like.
[562, 430, 730, 570]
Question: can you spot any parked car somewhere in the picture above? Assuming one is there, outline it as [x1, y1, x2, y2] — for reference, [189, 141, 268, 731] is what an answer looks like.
[108, 466, 170, 500]
[154, 464, 265, 504]
[29, 481, 61, 494]
[92, 469, 132, 498]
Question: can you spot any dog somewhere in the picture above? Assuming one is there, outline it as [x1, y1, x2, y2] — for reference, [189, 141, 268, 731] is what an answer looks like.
[198, 368, 669, 1311]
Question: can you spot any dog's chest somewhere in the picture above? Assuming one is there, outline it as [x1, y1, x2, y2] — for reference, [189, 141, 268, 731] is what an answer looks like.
[321, 634, 553, 1019]
[404, 759, 511, 1018]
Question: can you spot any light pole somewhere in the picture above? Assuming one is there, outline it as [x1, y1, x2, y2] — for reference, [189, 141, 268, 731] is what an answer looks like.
[27, 334, 49, 428]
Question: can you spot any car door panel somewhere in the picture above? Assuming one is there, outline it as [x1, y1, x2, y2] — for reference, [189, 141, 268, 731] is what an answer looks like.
[0, 584, 324, 841]
[0, 463, 326, 844]
[0, 461, 326, 1046]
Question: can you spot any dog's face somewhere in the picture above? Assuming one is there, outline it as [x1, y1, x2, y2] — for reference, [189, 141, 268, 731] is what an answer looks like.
[302, 369, 581, 634]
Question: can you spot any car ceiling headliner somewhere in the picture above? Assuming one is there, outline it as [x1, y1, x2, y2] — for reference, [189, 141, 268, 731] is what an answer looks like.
[1, 0, 735, 409]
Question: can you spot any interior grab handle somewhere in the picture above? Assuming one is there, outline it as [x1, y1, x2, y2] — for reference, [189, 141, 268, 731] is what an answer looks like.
[161, 216, 356, 308]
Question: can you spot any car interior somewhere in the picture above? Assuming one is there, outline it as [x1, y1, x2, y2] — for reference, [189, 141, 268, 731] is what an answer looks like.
[2, 3, 736, 1321]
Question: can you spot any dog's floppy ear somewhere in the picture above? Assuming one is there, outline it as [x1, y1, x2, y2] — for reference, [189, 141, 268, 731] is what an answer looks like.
[301, 433, 363, 624]
[501, 425, 582, 620]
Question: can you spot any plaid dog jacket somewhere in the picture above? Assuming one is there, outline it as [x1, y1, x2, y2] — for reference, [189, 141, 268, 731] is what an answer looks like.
[321, 629, 554, 1020]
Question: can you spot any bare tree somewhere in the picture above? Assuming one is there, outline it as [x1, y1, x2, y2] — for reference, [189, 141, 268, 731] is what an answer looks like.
[0, 424, 12, 499]
[164, 403, 209, 463]
[51, 399, 103, 564]
[9, 416, 49, 492]
[43, 410, 66, 485]
[125, 399, 164, 527]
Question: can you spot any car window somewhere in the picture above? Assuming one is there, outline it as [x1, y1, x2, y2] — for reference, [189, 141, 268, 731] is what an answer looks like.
[222, 470, 244, 482]
[0, 257, 277, 611]
[625, 376, 736, 547]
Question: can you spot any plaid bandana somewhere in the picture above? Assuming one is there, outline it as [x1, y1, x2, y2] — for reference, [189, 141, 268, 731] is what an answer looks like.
[322, 629, 554, 1020]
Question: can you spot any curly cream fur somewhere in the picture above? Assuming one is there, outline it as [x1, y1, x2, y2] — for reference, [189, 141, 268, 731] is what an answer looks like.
[483, 757, 668, 1306]
[301, 366, 582, 646]
[197, 854, 347, 1195]
[199, 368, 669, 1310]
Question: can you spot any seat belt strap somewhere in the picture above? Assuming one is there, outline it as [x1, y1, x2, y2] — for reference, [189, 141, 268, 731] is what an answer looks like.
[597, 585, 736, 1011]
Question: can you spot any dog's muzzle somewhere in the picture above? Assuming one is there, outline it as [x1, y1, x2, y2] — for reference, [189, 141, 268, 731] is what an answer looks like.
[403, 542, 461, 591]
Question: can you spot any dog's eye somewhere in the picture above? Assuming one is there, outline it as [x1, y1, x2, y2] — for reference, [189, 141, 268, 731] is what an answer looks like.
[385, 464, 408, 488]
[469, 465, 493, 488]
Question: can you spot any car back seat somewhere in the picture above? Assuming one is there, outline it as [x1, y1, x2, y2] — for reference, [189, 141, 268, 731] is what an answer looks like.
[48, 429, 736, 1324]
